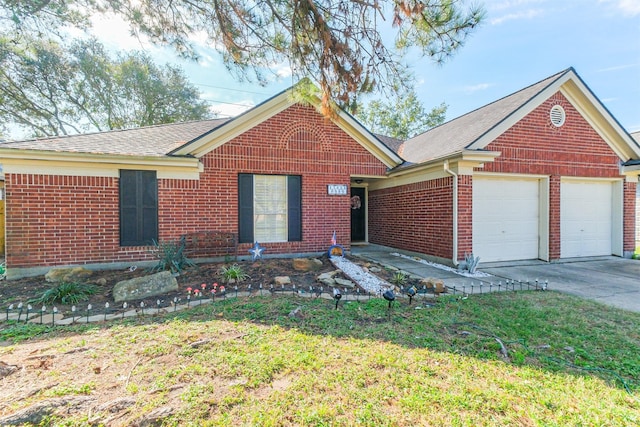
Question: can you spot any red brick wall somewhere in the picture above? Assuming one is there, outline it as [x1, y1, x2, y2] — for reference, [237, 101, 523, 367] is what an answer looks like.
[482, 94, 621, 177]
[369, 177, 455, 260]
[6, 103, 388, 269]
[5, 174, 154, 268]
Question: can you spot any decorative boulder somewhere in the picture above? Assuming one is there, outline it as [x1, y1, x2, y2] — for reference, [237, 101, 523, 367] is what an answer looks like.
[274, 276, 291, 286]
[317, 271, 340, 286]
[292, 258, 322, 272]
[45, 267, 93, 283]
[113, 271, 178, 303]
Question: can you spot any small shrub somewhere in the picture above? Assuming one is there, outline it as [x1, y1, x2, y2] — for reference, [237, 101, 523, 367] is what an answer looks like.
[219, 264, 250, 283]
[30, 282, 97, 305]
[150, 238, 195, 274]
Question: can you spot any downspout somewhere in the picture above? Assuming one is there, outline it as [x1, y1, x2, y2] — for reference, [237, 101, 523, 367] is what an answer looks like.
[443, 160, 459, 266]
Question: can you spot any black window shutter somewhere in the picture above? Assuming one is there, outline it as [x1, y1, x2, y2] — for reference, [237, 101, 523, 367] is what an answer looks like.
[119, 170, 158, 246]
[287, 175, 302, 242]
[238, 174, 254, 243]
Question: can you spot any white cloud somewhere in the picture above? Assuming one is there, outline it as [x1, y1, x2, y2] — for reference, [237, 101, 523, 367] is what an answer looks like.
[600, 0, 640, 16]
[490, 8, 544, 25]
[596, 63, 640, 72]
[461, 83, 493, 93]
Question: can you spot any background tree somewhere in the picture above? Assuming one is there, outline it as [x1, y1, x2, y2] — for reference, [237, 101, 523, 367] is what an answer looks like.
[357, 89, 447, 139]
[0, 38, 210, 137]
[1, 0, 485, 115]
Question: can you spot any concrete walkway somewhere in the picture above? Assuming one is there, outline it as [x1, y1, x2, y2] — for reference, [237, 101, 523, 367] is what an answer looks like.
[351, 244, 640, 313]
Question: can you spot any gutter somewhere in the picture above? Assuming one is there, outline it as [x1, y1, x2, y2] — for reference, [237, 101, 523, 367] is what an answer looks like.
[443, 160, 459, 266]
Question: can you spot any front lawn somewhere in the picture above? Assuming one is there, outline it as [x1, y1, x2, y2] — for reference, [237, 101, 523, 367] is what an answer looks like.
[0, 291, 638, 425]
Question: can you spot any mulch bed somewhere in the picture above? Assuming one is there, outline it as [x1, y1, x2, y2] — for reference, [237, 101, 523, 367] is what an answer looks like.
[0, 255, 396, 317]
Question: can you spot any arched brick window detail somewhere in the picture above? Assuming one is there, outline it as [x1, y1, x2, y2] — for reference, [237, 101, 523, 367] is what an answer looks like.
[278, 121, 331, 152]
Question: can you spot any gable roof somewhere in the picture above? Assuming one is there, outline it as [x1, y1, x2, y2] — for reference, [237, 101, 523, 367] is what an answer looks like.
[400, 67, 640, 164]
[0, 119, 228, 157]
[169, 85, 404, 168]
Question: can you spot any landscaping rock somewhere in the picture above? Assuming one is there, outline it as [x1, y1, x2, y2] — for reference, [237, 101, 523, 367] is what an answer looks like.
[274, 276, 291, 286]
[292, 258, 322, 272]
[113, 271, 178, 303]
[334, 277, 355, 288]
[45, 267, 93, 283]
[421, 278, 445, 294]
[317, 271, 340, 286]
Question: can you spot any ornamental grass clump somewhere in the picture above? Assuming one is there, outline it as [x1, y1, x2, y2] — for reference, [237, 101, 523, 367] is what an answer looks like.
[219, 264, 250, 284]
[30, 282, 97, 305]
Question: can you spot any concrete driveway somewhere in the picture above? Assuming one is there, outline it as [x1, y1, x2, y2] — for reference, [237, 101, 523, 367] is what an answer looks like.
[352, 245, 640, 313]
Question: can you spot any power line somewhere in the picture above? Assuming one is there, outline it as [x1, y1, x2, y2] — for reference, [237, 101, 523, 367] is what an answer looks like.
[193, 82, 270, 96]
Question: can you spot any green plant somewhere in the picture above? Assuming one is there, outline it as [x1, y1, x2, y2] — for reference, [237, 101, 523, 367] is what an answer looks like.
[30, 282, 97, 305]
[390, 271, 407, 286]
[219, 263, 250, 283]
[150, 238, 195, 274]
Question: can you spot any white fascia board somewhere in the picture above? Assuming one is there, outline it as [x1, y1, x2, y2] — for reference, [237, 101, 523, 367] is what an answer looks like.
[0, 149, 202, 179]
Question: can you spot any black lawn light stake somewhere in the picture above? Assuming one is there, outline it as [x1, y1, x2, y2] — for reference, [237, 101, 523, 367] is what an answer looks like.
[86, 304, 92, 323]
[105, 302, 110, 320]
[6, 304, 12, 321]
[40, 305, 46, 324]
[122, 302, 127, 319]
[406, 286, 417, 305]
[52, 307, 58, 326]
[17, 303, 23, 322]
[383, 289, 395, 320]
[25, 304, 32, 323]
[333, 287, 342, 310]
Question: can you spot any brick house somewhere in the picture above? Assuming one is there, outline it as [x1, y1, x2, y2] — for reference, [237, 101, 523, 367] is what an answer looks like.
[0, 67, 638, 278]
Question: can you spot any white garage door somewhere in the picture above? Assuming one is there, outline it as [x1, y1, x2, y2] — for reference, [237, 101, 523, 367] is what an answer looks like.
[561, 180, 612, 258]
[473, 177, 540, 262]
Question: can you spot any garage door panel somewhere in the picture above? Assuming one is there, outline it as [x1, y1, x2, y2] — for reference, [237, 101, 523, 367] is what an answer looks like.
[560, 181, 612, 258]
[473, 177, 540, 262]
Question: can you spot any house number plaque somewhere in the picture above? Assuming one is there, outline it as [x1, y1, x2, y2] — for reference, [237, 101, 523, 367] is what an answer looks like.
[327, 184, 348, 195]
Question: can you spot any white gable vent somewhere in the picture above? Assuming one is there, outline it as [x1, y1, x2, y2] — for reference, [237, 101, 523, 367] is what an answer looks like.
[550, 105, 566, 127]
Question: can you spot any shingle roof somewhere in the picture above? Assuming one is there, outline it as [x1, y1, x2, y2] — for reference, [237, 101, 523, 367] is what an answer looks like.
[0, 119, 228, 157]
[374, 133, 404, 154]
[399, 69, 569, 164]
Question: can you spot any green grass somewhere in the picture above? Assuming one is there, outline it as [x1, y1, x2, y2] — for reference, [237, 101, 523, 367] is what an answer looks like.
[1, 291, 639, 426]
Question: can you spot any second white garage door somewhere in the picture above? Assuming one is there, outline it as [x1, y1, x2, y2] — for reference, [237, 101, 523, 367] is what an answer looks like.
[473, 177, 540, 262]
[561, 180, 613, 258]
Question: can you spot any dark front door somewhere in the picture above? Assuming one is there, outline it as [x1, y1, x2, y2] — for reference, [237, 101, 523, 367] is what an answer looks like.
[350, 187, 366, 242]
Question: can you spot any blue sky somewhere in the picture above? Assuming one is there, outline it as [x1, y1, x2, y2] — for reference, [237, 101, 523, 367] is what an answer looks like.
[77, 0, 640, 134]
